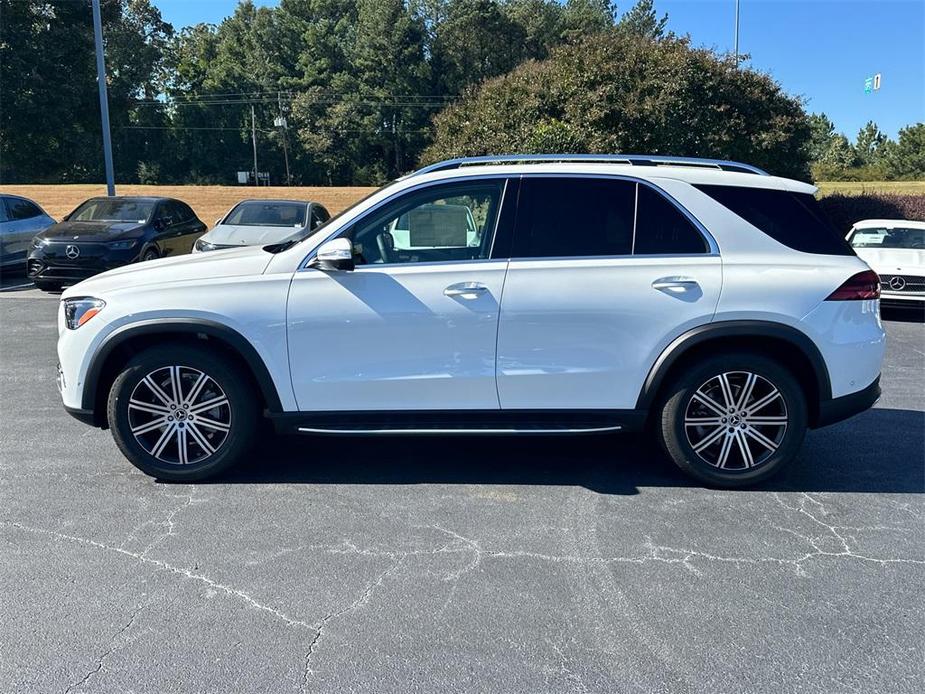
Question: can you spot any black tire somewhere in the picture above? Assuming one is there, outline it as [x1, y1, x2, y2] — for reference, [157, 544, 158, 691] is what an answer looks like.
[33, 280, 62, 292]
[656, 352, 807, 487]
[141, 247, 159, 262]
[107, 344, 257, 481]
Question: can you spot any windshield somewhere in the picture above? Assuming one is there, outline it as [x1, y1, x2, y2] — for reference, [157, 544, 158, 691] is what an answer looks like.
[71, 199, 154, 223]
[849, 227, 925, 249]
[224, 201, 307, 227]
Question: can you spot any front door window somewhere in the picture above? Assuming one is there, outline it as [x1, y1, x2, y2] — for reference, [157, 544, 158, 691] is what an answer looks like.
[345, 181, 504, 265]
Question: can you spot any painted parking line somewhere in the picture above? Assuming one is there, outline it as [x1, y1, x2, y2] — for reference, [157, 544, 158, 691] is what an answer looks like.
[0, 282, 35, 292]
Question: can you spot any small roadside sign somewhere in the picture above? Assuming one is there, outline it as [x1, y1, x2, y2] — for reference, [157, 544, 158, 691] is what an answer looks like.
[865, 73, 882, 93]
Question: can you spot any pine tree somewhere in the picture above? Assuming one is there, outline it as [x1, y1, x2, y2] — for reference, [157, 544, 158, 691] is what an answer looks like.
[618, 0, 669, 39]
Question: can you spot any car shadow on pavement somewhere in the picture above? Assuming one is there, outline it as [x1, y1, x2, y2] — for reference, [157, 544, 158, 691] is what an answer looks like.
[207, 407, 924, 495]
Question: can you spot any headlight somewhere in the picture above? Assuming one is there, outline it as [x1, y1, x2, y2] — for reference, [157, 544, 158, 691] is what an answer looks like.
[63, 298, 105, 329]
[108, 239, 138, 250]
[32, 236, 49, 249]
[194, 238, 216, 252]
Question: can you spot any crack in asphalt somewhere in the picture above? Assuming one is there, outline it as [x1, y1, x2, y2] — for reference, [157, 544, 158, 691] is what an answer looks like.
[6, 490, 922, 692]
[300, 554, 406, 692]
[119, 487, 207, 557]
[5, 521, 314, 631]
[62, 603, 145, 694]
[140, 488, 206, 559]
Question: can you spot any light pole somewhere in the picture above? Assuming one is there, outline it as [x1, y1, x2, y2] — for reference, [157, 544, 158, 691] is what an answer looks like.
[251, 103, 258, 186]
[733, 0, 740, 67]
[91, 0, 115, 195]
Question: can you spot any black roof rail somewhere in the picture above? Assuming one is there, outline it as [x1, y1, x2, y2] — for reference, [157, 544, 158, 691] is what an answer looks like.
[410, 153, 769, 177]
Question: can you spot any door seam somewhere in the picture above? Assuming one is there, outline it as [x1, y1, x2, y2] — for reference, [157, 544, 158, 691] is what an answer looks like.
[493, 259, 511, 409]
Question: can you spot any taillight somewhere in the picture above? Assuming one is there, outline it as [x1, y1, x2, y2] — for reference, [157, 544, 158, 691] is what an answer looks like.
[826, 270, 880, 301]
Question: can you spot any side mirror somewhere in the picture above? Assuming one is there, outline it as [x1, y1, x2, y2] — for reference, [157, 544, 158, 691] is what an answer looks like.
[311, 237, 354, 272]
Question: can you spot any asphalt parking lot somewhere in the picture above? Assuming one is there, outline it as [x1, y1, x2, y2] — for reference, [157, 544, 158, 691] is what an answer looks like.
[1, 278, 923, 694]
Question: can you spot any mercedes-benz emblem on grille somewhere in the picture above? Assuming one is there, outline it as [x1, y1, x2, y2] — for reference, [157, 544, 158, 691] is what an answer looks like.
[65, 245, 80, 260]
[888, 276, 906, 291]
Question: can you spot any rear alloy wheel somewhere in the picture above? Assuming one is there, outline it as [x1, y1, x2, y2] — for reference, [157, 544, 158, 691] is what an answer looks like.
[141, 248, 158, 262]
[657, 353, 807, 487]
[107, 345, 257, 480]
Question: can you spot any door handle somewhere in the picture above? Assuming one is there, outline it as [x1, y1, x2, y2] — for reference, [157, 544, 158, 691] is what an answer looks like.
[444, 282, 488, 299]
[652, 276, 699, 293]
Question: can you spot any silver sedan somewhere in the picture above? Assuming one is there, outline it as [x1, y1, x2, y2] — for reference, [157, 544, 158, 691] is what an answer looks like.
[0, 194, 55, 270]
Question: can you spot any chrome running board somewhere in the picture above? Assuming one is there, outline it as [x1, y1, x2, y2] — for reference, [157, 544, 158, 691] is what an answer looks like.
[296, 425, 623, 436]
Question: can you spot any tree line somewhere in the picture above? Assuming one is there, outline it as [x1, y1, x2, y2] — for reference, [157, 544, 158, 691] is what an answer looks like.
[1, 0, 922, 186]
[807, 115, 925, 182]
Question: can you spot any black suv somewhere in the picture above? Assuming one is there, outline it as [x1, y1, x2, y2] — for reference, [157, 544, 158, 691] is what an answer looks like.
[28, 196, 206, 291]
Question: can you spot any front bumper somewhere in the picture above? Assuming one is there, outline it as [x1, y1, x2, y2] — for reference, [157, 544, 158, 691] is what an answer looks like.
[815, 375, 881, 428]
[64, 404, 98, 427]
[879, 292, 925, 309]
[28, 246, 140, 283]
[58, 362, 96, 425]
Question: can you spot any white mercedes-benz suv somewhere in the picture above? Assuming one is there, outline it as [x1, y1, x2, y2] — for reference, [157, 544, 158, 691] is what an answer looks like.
[56, 155, 885, 487]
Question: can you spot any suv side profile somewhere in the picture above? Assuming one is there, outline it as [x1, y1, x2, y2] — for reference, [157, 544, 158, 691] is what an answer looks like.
[56, 155, 884, 487]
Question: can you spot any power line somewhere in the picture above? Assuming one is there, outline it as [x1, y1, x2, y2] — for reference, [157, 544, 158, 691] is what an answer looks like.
[132, 99, 455, 109]
[117, 125, 278, 132]
[135, 91, 458, 103]
[116, 125, 434, 134]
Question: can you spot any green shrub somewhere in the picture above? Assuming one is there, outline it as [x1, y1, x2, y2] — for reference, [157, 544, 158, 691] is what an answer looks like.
[423, 33, 813, 179]
[819, 193, 925, 232]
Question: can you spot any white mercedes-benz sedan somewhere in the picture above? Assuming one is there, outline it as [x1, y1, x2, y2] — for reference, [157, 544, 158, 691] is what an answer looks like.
[847, 219, 925, 307]
[55, 155, 885, 487]
[192, 199, 330, 252]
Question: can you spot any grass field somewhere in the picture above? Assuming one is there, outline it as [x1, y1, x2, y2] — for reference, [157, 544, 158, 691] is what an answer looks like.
[815, 180, 925, 196]
[3, 181, 922, 224]
[1, 184, 378, 226]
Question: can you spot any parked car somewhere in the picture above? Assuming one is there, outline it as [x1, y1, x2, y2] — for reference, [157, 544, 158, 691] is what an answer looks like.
[193, 199, 330, 252]
[847, 219, 925, 308]
[0, 194, 55, 271]
[28, 196, 206, 291]
[55, 154, 884, 486]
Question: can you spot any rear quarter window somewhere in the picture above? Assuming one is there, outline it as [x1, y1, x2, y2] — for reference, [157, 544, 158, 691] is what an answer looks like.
[695, 184, 854, 256]
[6, 197, 42, 221]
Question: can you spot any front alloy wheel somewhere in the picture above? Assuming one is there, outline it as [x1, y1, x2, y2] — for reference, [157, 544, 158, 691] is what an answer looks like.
[657, 353, 807, 487]
[107, 345, 257, 480]
[127, 366, 231, 465]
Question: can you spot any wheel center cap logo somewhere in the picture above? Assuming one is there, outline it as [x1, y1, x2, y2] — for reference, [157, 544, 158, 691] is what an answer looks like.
[730, 415, 742, 426]
[65, 245, 80, 259]
[175, 409, 187, 420]
[889, 276, 906, 291]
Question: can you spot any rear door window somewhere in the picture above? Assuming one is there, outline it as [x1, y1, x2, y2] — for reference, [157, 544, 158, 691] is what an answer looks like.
[634, 185, 709, 254]
[695, 184, 853, 255]
[513, 178, 636, 257]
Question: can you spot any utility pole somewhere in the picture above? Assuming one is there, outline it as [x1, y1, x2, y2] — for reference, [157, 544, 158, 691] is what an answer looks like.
[251, 103, 258, 186]
[733, 0, 740, 67]
[91, 0, 115, 195]
[276, 91, 291, 186]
